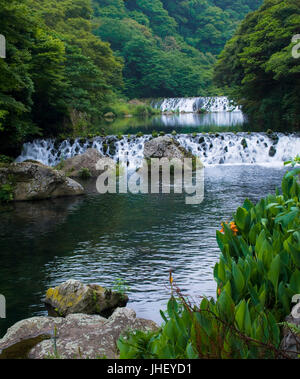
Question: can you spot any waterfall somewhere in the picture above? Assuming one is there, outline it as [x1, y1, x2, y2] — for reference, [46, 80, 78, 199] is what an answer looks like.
[16, 132, 300, 168]
[151, 96, 241, 113]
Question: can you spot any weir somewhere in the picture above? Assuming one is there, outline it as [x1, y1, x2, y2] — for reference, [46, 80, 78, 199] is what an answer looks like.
[16, 132, 300, 168]
[151, 96, 241, 113]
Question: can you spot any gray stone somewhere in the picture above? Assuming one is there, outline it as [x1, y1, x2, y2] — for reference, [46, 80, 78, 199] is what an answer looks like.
[57, 148, 104, 178]
[269, 145, 277, 157]
[144, 136, 204, 169]
[104, 112, 115, 119]
[44, 279, 128, 318]
[0, 162, 84, 201]
[280, 303, 300, 359]
[0, 309, 159, 359]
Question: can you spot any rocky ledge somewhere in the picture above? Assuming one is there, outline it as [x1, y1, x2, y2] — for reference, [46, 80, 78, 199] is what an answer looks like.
[0, 308, 158, 359]
[0, 161, 84, 201]
[56, 148, 104, 178]
[144, 136, 204, 170]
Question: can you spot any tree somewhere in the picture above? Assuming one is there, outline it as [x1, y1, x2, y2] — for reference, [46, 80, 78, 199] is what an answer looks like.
[214, 0, 300, 129]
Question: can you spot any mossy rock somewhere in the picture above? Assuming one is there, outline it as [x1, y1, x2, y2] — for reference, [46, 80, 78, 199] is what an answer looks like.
[44, 279, 128, 318]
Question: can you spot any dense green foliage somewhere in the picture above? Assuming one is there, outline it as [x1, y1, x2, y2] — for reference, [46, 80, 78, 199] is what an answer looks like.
[214, 0, 300, 129]
[93, 0, 262, 98]
[0, 0, 122, 155]
[118, 170, 300, 358]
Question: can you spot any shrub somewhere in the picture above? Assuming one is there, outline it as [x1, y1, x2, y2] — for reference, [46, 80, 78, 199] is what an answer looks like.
[78, 168, 92, 179]
[0, 155, 13, 164]
[0, 183, 14, 202]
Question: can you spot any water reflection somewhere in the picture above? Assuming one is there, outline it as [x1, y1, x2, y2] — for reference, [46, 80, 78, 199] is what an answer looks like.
[156, 112, 245, 127]
[96, 112, 246, 136]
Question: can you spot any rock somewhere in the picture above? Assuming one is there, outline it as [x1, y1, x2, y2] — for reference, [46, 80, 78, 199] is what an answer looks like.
[0, 162, 84, 201]
[57, 148, 104, 178]
[280, 303, 300, 359]
[128, 99, 146, 106]
[269, 145, 277, 157]
[44, 279, 128, 318]
[144, 136, 204, 172]
[144, 136, 190, 160]
[241, 138, 248, 149]
[104, 112, 115, 119]
[144, 136, 204, 170]
[0, 309, 159, 359]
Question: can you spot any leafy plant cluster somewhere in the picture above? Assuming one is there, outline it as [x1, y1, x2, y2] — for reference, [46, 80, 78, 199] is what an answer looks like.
[118, 170, 300, 359]
[0, 183, 14, 203]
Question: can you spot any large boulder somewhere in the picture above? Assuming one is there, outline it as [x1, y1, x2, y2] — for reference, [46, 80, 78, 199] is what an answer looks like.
[57, 148, 104, 178]
[0, 308, 158, 359]
[44, 279, 128, 318]
[0, 162, 84, 201]
[144, 136, 203, 169]
[280, 303, 300, 359]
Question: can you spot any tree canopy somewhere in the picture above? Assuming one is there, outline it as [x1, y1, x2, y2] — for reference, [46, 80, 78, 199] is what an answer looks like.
[214, 0, 300, 129]
[92, 0, 262, 98]
[0, 0, 122, 154]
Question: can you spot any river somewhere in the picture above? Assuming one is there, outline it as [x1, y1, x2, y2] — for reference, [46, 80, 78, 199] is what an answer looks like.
[0, 97, 298, 337]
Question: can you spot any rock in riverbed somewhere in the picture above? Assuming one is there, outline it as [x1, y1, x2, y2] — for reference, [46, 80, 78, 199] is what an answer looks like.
[0, 308, 158, 359]
[144, 136, 203, 169]
[44, 279, 128, 318]
[144, 136, 190, 160]
[0, 162, 84, 201]
[57, 148, 104, 178]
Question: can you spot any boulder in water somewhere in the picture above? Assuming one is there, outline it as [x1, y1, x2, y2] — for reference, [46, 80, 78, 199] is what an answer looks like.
[0, 161, 84, 201]
[57, 148, 104, 178]
[144, 136, 204, 170]
[0, 308, 158, 359]
[145, 136, 196, 160]
[44, 279, 128, 318]
[269, 145, 277, 157]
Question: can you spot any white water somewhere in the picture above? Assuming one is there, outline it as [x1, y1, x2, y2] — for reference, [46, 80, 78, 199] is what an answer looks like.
[152, 96, 241, 113]
[16, 132, 300, 168]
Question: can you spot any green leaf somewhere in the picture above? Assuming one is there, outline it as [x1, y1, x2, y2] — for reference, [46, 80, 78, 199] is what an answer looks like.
[232, 262, 245, 295]
[235, 299, 246, 331]
[186, 342, 198, 359]
[268, 255, 281, 296]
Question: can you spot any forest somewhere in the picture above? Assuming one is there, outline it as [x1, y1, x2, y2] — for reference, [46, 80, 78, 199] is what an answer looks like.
[214, 0, 300, 129]
[1, 0, 300, 156]
[93, 0, 262, 98]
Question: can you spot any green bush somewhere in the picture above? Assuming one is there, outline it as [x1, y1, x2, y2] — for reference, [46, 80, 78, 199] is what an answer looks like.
[78, 168, 92, 179]
[0, 183, 14, 202]
[118, 170, 300, 359]
[0, 155, 13, 164]
[106, 101, 160, 118]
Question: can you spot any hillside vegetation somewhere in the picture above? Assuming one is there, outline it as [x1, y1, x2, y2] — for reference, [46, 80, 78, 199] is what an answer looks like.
[0, 0, 264, 155]
[214, 0, 300, 129]
[0, 0, 122, 155]
[93, 0, 262, 98]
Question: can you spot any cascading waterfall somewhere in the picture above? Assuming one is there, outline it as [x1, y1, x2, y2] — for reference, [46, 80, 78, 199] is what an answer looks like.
[151, 96, 241, 113]
[16, 132, 300, 168]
